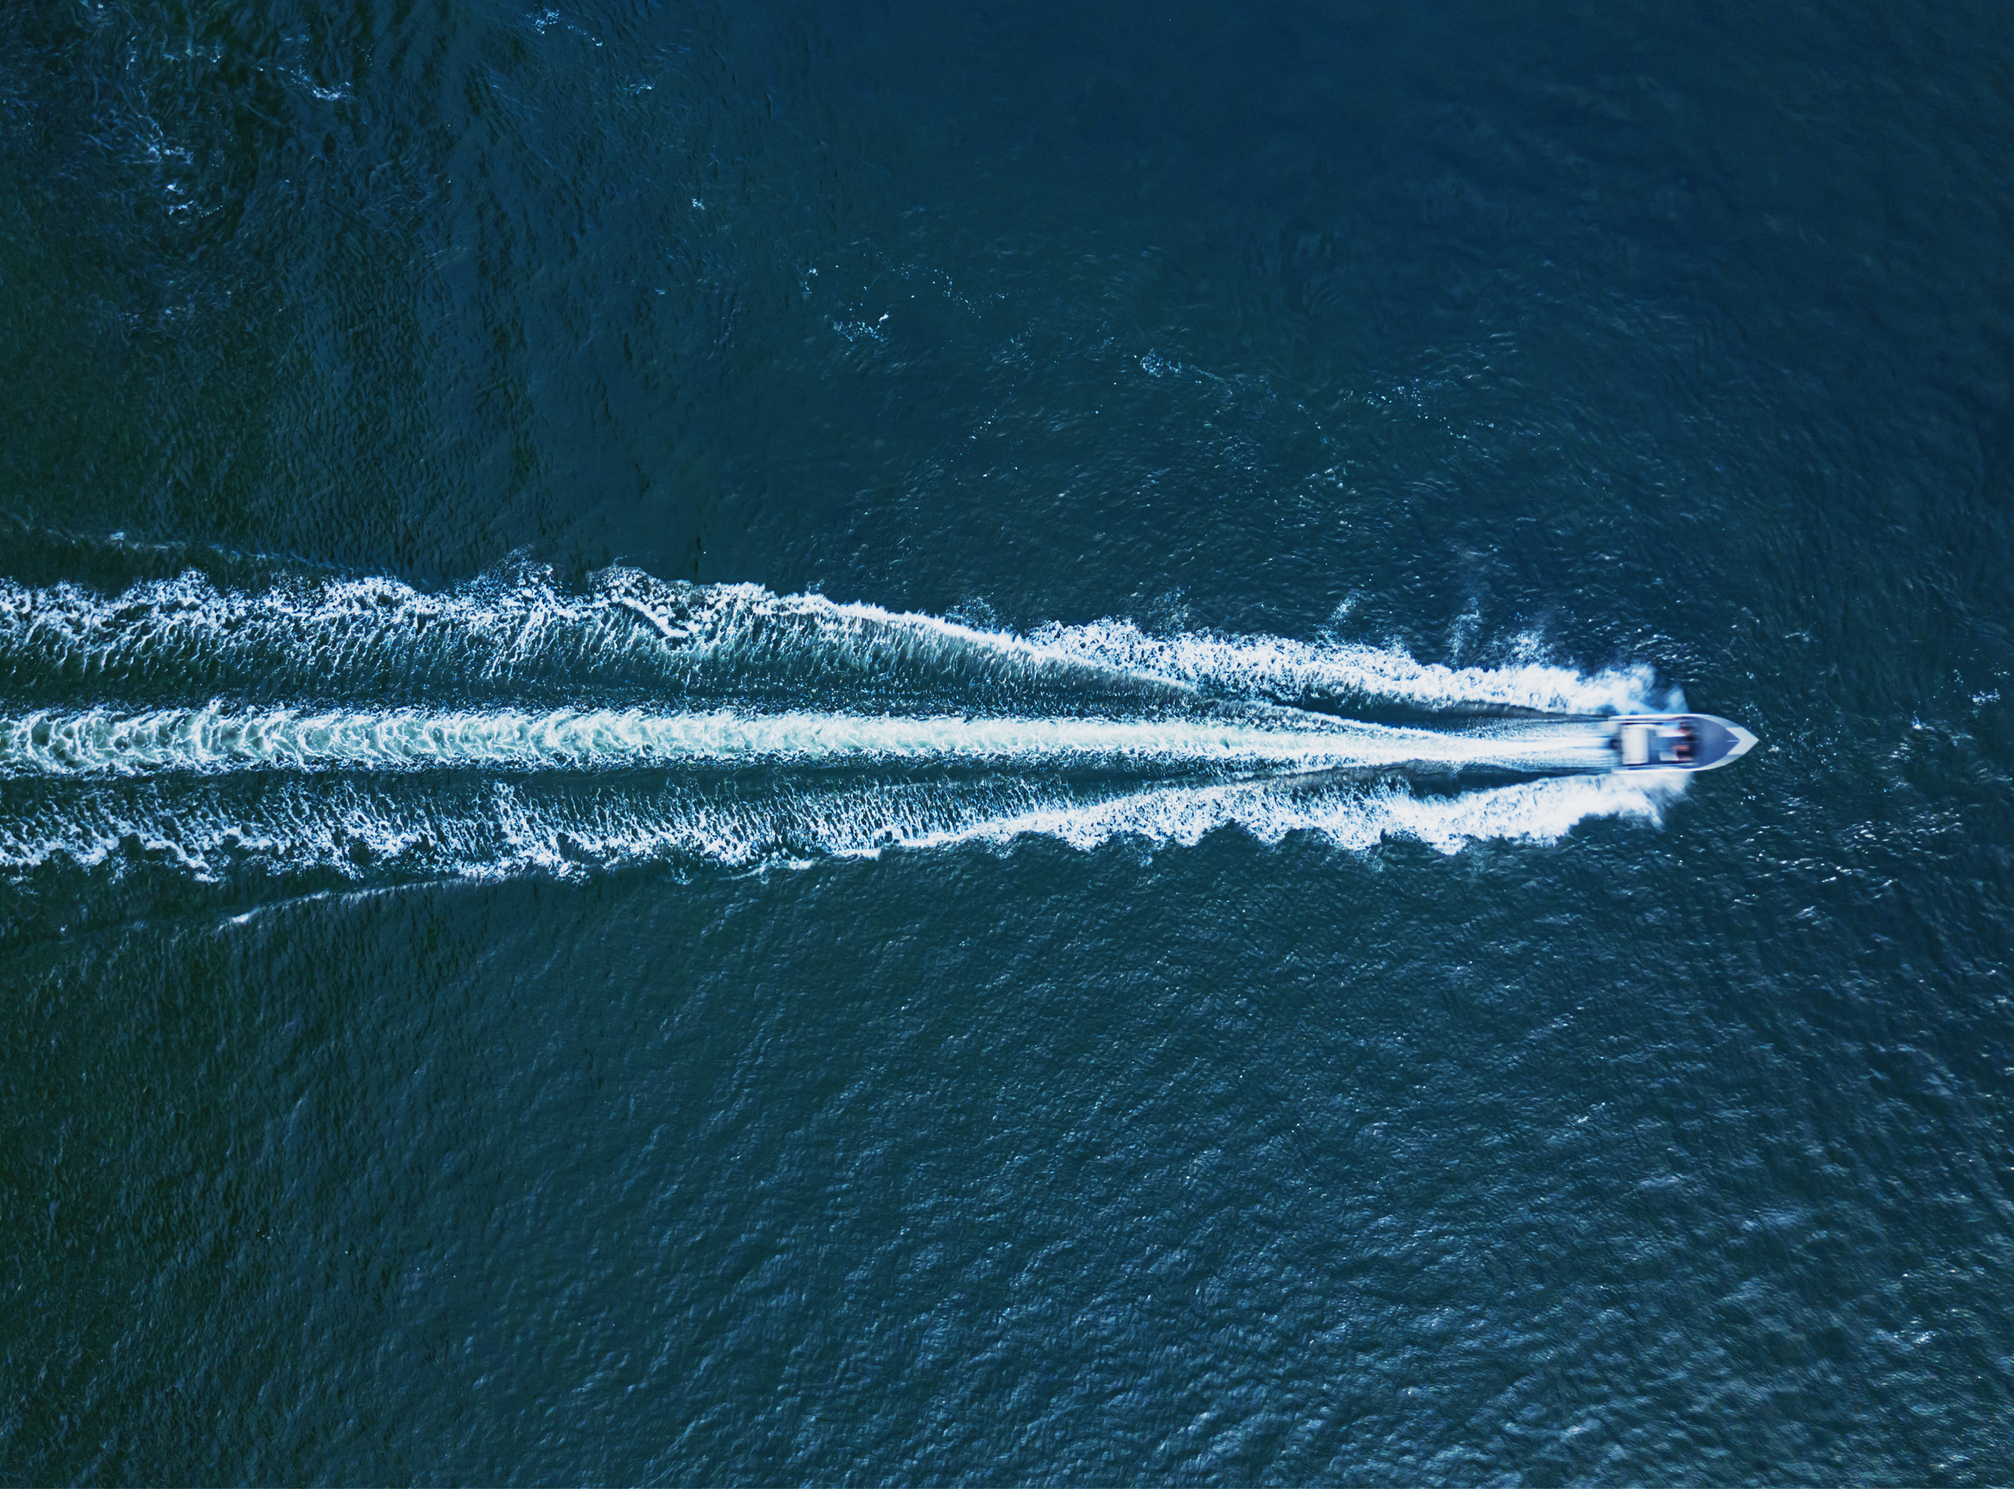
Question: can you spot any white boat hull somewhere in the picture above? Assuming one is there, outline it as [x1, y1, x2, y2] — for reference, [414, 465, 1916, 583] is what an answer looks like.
[1606, 713, 1756, 771]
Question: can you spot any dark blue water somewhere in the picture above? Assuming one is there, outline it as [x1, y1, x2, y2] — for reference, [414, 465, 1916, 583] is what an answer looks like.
[4, 1, 2011, 1481]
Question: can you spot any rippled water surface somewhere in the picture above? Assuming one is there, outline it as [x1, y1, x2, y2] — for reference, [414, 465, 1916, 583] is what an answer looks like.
[3, 1, 2011, 1481]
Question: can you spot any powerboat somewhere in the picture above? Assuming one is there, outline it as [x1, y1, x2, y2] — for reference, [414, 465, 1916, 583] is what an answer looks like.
[1605, 713, 1756, 772]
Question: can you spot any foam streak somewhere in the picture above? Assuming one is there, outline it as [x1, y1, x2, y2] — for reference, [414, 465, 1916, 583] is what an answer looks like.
[0, 706, 1615, 779]
[0, 770, 1681, 881]
[0, 568, 1660, 716]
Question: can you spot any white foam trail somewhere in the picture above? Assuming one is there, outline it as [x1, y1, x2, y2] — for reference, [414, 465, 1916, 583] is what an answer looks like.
[0, 567, 1660, 715]
[882, 770, 1685, 858]
[0, 769, 1683, 881]
[0, 570, 653, 695]
[677, 589, 1659, 712]
[0, 705, 1617, 779]
[1021, 616, 1657, 714]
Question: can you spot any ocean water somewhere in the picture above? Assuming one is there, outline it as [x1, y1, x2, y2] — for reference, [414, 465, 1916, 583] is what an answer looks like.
[2, 0, 2010, 1482]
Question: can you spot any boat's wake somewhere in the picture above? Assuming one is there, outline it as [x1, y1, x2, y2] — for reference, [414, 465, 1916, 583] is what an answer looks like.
[0, 563, 1684, 885]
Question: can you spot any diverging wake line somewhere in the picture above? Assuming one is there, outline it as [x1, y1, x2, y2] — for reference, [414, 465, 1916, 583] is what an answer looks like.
[0, 565, 1658, 716]
[0, 768, 1685, 880]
